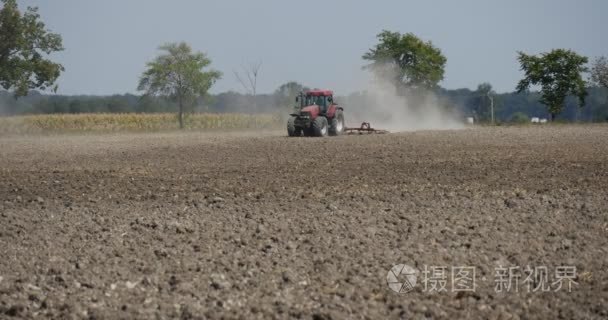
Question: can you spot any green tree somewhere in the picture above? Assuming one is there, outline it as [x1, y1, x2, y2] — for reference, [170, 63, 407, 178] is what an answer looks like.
[590, 56, 608, 89]
[138, 42, 221, 129]
[362, 30, 446, 90]
[0, 0, 64, 97]
[516, 49, 588, 121]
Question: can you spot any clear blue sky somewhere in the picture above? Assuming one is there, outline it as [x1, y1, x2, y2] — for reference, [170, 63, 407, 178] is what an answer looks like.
[18, 0, 608, 95]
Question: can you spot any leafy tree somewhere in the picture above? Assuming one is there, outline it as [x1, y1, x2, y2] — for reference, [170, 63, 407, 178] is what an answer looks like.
[138, 42, 221, 128]
[516, 49, 588, 120]
[362, 30, 446, 90]
[5, 86, 608, 121]
[0, 0, 64, 97]
[590, 56, 608, 89]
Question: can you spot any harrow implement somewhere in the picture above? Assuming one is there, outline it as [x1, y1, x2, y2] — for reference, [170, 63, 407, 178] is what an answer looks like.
[344, 122, 389, 134]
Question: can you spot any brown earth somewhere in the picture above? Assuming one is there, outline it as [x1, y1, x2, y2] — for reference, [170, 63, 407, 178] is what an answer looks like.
[0, 125, 607, 319]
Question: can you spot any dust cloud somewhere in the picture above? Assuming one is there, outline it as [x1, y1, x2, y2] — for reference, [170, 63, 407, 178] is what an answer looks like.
[343, 72, 464, 132]
[0, 99, 8, 116]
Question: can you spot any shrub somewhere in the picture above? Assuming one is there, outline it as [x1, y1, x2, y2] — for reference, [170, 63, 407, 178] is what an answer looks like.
[510, 112, 530, 124]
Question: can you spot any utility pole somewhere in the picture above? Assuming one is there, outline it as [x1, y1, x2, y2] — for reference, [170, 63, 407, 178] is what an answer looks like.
[487, 92, 495, 125]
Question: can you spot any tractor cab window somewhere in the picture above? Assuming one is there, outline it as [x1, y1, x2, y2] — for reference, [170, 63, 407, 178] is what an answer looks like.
[304, 95, 317, 107]
[302, 94, 332, 113]
[316, 96, 326, 108]
[305, 95, 325, 105]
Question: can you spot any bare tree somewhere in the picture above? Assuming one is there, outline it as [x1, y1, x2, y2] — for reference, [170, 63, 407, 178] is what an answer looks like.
[591, 56, 608, 89]
[476, 83, 495, 124]
[234, 61, 262, 109]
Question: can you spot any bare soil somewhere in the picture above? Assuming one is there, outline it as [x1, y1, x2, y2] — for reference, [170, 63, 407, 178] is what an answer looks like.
[0, 126, 607, 319]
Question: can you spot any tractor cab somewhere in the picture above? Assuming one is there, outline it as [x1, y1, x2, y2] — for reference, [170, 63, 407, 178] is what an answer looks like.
[295, 90, 334, 114]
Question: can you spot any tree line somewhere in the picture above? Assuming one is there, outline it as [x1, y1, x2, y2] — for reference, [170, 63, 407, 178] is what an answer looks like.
[1, 0, 607, 125]
[2, 86, 607, 123]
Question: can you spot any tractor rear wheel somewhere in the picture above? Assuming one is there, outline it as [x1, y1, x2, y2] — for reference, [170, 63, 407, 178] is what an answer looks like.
[312, 116, 329, 137]
[329, 110, 345, 136]
[287, 117, 301, 137]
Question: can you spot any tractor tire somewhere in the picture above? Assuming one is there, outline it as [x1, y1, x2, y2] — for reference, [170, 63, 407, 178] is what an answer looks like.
[287, 117, 301, 137]
[312, 116, 329, 137]
[303, 127, 314, 137]
[329, 110, 345, 136]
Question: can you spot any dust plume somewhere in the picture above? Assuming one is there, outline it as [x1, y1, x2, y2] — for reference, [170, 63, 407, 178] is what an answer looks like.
[0, 97, 8, 116]
[344, 71, 464, 132]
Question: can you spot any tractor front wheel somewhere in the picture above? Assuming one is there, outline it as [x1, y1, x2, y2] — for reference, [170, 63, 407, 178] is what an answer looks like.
[287, 117, 301, 137]
[329, 110, 345, 136]
[312, 116, 329, 137]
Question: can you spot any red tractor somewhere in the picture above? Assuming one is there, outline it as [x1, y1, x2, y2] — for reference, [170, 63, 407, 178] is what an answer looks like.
[287, 90, 345, 137]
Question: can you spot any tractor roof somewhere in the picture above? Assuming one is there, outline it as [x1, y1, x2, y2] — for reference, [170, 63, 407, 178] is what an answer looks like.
[305, 89, 333, 96]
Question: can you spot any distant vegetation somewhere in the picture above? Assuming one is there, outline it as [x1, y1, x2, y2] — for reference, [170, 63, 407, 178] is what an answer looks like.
[0, 113, 280, 134]
[1, 86, 607, 123]
[437, 86, 608, 123]
[509, 112, 530, 124]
